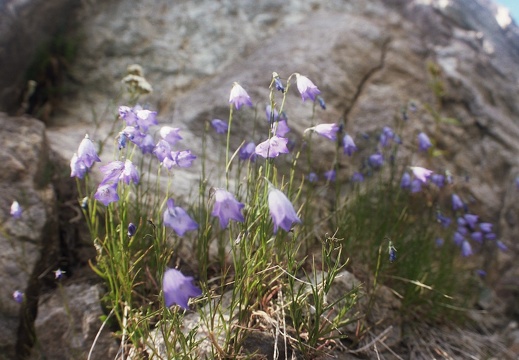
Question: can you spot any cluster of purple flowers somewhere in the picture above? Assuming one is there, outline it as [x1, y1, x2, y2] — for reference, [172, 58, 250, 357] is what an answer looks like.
[70, 134, 101, 179]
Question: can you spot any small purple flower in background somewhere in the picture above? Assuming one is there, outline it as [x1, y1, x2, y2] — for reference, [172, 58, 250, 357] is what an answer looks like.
[379, 126, 395, 147]
[118, 132, 128, 150]
[476, 269, 487, 278]
[268, 186, 301, 233]
[305, 123, 339, 141]
[436, 212, 451, 228]
[453, 231, 465, 246]
[461, 240, 473, 257]
[211, 189, 245, 228]
[471, 231, 483, 243]
[295, 73, 320, 102]
[239, 142, 257, 161]
[153, 140, 172, 163]
[94, 184, 119, 206]
[70, 153, 87, 179]
[307, 172, 318, 183]
[163, 199, 198, 236]
[317, 96, 326, 110]
[464, 214, 478, 230]
[77, 134, 101, 168]
[452, 194, 464, 211]
[273, 72, 285, 93]
[431, 174, 445, 188]
[10, 201, 22, 219]
[172, 150, 197, 168]
[128, 223, 137, 237]
[265, 105, 279, 123]
[13, 290, 24, 303]
[160, 126, 182, 146]
[436, 238, 444, 247]
[272, 120, 291, 137]
[368, 153, 384, 168]
[410, 166, 433, 183]
[229, 82, 252, 110]
[351, 172, 364, 183]
[388, 241, 397, 263]
[400, 172, 411, 189]
[485, 232, 497, 240]
[54, 268, 65, 280]
[140, 134, 155, 154]
[411, 179, 422, 193]
[210, 119, 228, 134]
[417, 132, 432, 151]
[343, 134, 357, 156]
[496, 240, 508, 252]
[479, 223, 493, 233]
[119, 105, 139, 126]
[324, 170, 336, 182]
[162, 268, 202, 310]
[457, 223, 468, 235]
[255, 136, 289, 158]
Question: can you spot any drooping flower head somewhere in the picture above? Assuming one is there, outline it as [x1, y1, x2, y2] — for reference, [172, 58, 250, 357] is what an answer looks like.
[295, 73, 321, 102]
[94, 183, 119, 206]
[162, 268, 202, 310]
[163, 199, 198, 236]
[379, 126, 395, 147]
[255, 136, 289, 158]
[210, 119, 228, 134]
[461, 240, 473, 257]
[418, 132, 432, 151]
[343, 134, 357, 156]
[121, 160, 140, 185]
[135, 108, 158, 132]
[70, 153, 87, 179]
[368, 153, 384, 168]
[10, 200, 22, 219]
[172, 150, 197, 168]
[272, 120, 290, 137]
[351, 172, 364, 183]
[410, 179, 422, 193]
[400, 172, 411, 190]
[305, 123, 339, 141]
[410, 166, 433, 183]
[452, 194, 464, 211]
[160, 126, 182, 146]
[307, 172, 318, 183]
[431, 174, 445, 188]
[479, 222, 493, 233]
[239, 141, 257, 162]
[324, 170, 336, 182]
[229, 82, 252, 110]
[153, 140, 172, 163]
[211, 189, 245, 228]
[77, 134, 101, 168]
[272, 72, 285, 93]
[127, 223, 137, 237]
[267, 185, 301, 233]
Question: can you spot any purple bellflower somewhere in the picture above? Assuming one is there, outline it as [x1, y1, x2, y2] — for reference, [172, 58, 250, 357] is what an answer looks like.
[479, 222, 493, 233]
[255, 136, 289, 158]
[153, 140, 172, 163]
[461, 240, 473, 257]
[13, 290, 24, 304]
[368, 153, 384, 168]
[70, 153, 87, 179]
[128, 223, 137, 237]
[140, 134, 155, 154]
[295, 73, 320, 102]
[453, 231, 465, 246]
[239, 142, 257, 161]
[272, 72, 285, 93]
[410, 179, 422, 193]
[160, 126, 182, 146]
[211, 119, 228, 134]
[135, 108, 158, 132]
[10, 201, 22, 219]
[417, 132, 432, 151]
[379, 126, 395, 147]
[172, 150, 196, 168]
[343, 134, 357, 156]
[471, 231, 483, 243]
[163, 199, 198, 236]
[324, 170, 336, 182]
[305, 123, 339, 141]
[268, 186, 301, 233]
[94, 183, 119, 206]
[496, 240, 508, 252]
[464, 214, 478, 230]
[272, 120, 290, 137]
[486, 232, 497, 240]
[162, 268, 202, 310]
[452, 194, 464, 211]
[400, 173, 411, 190]
[307, 172, 318, 183]
[431, 174, 445, 188]
[436, 212, 452, 228]
[351, 172, 364, 183]
[410, 166, 433, 183]
[229, 82, 252, 110]
[211, 189, 245, 228]
[77, 134, 101, 168]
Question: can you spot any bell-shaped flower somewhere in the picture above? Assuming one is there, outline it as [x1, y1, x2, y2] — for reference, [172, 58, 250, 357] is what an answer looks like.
[94, 183, 119, 206]
[211, 189, 245, 228]
[305, 123, 339, 141]
[267, 186, 301, 233]
[163, 199, 198, 236]
[162, 268, 202, 310]
[272, 120, 290, 137]
[10, 201, 22, 219]
[471, 231, 483, 243]
[99, 160, 125, 185]
[119, 106, 139, 126]
[295, 73, 320, 102]
[239, 141, 257, 161]
[324, 170, 336, 182]
[431, 174, 445, 188]
[127, 223, 137, 237]
[368, 153, 384, 168]
[12, 290, 24, 304]
[255, 136, 289, 158]
[453, 231, 465, 246]
[210, 119, 228, 134]
[411, 179, 422, 193]
[70, 153, 87, 179]
[351, 172, 364, 183]
[307, 172, 318, 183]
[418, 132, 432, 151]
[160, 126, 182, 146]
[464, 214, 478, 230]
[496, 240, 508, 252]
[452, 194, 464, 211]
[479, 222, 493, 233]
[153, 140, 172, 162]
[135, 108, 158, 132]
[77, 134, 101, 168]
[140, 134, 155, 154]
[343, 134, 357, 156]
[461, 240, 473, 257]
[229, 82, 252, 110]
[121, 160, 139, 185]
[410, 166, 433, 183]
[379, 126, 395, 147]
[400, 172, 411, 189]
[172, 150, 196, 168]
